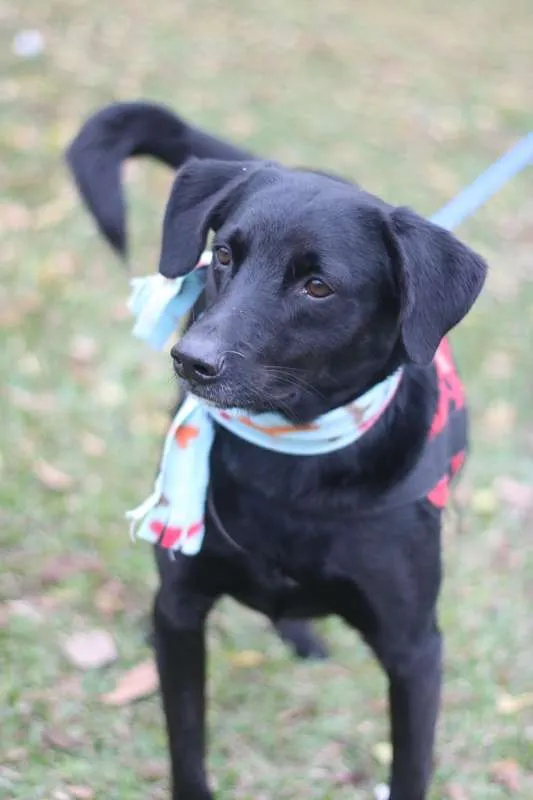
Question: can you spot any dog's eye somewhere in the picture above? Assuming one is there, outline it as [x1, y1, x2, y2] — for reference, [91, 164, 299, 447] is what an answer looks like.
[214, 246, 232, 267]
[304, 278, 333, 299]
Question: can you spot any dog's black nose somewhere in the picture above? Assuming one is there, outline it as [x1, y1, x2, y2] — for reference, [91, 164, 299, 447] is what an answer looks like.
[171, 343, 225, 384]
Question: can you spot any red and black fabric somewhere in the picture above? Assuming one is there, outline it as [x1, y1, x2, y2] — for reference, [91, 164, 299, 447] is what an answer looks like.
[372, 338, 467, 513]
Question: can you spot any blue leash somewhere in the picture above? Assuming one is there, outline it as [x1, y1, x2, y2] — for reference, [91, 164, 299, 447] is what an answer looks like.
[430, 132, 533, 231]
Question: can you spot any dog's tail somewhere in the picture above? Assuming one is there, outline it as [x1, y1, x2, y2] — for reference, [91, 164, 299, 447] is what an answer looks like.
[66, 101, 254, 257]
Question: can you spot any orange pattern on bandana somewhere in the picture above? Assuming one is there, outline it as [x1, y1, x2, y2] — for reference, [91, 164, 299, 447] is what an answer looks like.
[234, 416, 319, 437]
[175, 424, 200, 449]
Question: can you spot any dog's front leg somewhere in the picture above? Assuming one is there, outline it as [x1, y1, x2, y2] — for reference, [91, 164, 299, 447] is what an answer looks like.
[382, 628, 442, 800]
[153, 587, 216, 800]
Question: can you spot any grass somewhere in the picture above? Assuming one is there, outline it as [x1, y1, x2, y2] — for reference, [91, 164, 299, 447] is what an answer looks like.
[1, 0, 533, 797]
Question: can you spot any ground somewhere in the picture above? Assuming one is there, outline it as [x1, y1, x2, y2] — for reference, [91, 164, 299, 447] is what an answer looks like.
[1, 0, 533, 797]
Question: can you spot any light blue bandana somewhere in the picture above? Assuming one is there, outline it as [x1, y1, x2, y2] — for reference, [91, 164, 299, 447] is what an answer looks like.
[126, 253, 403, 555]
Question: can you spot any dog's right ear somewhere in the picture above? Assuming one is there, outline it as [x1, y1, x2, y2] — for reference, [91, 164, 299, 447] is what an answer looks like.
[158, 159, 271, 278]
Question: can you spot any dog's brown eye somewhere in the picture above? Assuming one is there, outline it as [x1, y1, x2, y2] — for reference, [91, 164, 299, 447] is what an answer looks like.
[215, 246, 232, 267]
[304, 278, 333, 298]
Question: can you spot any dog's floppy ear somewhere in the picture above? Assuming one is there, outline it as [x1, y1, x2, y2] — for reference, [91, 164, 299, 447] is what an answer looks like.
[386, 207, 487, 364]
[159, 158, 270, 278]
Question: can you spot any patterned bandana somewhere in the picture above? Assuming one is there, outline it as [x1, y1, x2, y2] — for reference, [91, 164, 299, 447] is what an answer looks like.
[126, 253, 403, 555]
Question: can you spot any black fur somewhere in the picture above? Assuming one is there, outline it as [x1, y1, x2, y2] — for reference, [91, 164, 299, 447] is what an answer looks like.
[66, 102, 487, 800]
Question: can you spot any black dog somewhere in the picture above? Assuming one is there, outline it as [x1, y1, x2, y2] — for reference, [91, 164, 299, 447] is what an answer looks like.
[66, 102, 486, 800]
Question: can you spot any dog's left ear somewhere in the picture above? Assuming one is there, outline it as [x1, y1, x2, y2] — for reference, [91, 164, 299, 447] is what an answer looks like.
[386, 207, 487, 365]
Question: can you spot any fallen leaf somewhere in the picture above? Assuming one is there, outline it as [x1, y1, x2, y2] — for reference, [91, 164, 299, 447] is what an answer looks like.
[482, 401, 516, 437]
[278, 701, 317, 723]
[333, 769, 368, 786]
[0, 764, 21, 784]
[111, 300, 130, 321]
[62, 630, 117, 670]
[9, 386, 56, 413]
[80, 432, 106, 457]
[66, 786, 94, 799]
[4, 747, 27, 763]
[96, 380, 125, 407]
[0, 293, 40, 328]
[228, 650, 265, 668]
[41, 553, 102, 585]
[7, 599, 43, 622]
[69, 335, 98, 365]
[489, 759, 521, 792]
[372, 741, 393, 766]
[490, 537, 519, 571]
[483, 351, 514, 380]
[494, 477, 533, 513]
[138, 760, 167, 781]
[445, 784, 470, 800]
[34, 460, 74, 492]
[101, 659, 158, 705]
[0, 202, 31, 230]
[42, 726, 83, 752]
[94, 579, 126, 617]
[497, 692, 533, 714]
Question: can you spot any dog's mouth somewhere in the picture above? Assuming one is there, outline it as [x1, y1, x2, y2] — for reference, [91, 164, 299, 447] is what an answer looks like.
[184, 379, 278, 414]
[175, 366, 306, 419]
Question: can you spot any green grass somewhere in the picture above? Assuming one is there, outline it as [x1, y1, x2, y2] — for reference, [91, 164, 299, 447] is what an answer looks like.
[1, 0, 533, 797]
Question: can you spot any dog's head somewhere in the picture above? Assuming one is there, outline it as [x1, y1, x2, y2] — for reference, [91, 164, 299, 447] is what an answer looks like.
[161, 159, 486, 421]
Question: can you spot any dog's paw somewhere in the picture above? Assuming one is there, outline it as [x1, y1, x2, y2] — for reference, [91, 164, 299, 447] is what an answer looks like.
[294, 635, 329, 660]
[273, 619, 329, 660]
[373, 783, 390, 800]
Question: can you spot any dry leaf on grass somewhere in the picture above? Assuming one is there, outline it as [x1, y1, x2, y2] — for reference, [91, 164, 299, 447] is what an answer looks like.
[80, 432, 106, 457]
[42, 726, 84, 752]
[9, 386, 56, 413]
[4, 746, 27, 763]
[8, 599, 43, 622]
[332, 769, 368, 787]
[66, 786, 94, 799]
[445, 784, 470, 800]
[497, 692, 533, 714]
[69, 335, 98, 365]
[52, 790, 70, 800]
[62, 629, 117, 670]
[101, 659, 158, 705]
[481, 401, 516, 437]
[138, 760, 167, 782]
[41, 553, 102, 585]
[489, 759, 521, 792]
[34, 459, 74, 492]
[94, 579, 126, 617]
[96, 380, 125, 408]
[494, 477, 533, 513]
[0, 292, 40, 328]
[483, 350, 514, 380]
[278, 701, 317, 724]
[227, 650, 265, 668]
